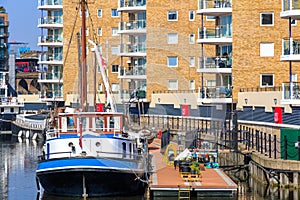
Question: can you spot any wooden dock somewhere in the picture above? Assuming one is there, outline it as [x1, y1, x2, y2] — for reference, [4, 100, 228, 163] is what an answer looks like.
[148, 139, 238, 198]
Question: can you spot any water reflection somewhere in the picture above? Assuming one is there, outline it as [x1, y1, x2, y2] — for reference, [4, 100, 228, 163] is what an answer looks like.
[1, 139, 300, 200]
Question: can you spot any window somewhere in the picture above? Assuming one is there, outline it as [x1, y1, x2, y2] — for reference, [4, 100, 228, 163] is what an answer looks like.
[112, 64, 119, 73]
[111, 27, 118, 36]
[168, 33, 178, 44]
[291, 19, 297, 26]
[111, 9, 119, 17]
[206, 16, 216, 21]
[189, 57, 195, 67]
[111, 83, 119, 92]
[97, 83, 102, 92]
[168, 10, 178, 21]
[168, 80, 178, 90]
[189, 10, 195, 21]
[97, 9, 102, 18]
[260, 43, 274, 57]
[189, 80, 195, 90]
[292, 74, 297, 82]
[111, 46, 120, 55]
[97, 27, 102, 36]
[80, 9, 89, 17]
[189, 34, 195, 44]
[168, 56, 178, 67]
[260, 12, 274, 26]
[80, 28, 89, 36]
[261, 74, 274, 87]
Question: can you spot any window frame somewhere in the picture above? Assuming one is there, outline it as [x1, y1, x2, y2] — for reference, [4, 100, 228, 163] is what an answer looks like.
[189, 34, 195, 44]
[111, 9, 119, 17]
[168, 80, 178, 90]
[168, 33, 178, 44]
[111, 64, 119, 73]
[168, 10, 178, 21]
[97, 27, 102, 36]
[97, 9, 102, 18]
[111, 27, 119, 36]
[260, 42, 274, 57]
[167, 56, 178, 67]
[260, 74, 274, 87]
[189, 10, 195, 21]
[189, 56, 195, 67]
[260, 12, 274, 26]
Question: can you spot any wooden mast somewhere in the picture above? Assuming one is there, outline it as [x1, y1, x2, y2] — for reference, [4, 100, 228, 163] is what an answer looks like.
[80, 0, 87, 112]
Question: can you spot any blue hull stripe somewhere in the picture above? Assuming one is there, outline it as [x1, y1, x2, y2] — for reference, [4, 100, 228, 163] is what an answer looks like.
[37, 157, 142, 173]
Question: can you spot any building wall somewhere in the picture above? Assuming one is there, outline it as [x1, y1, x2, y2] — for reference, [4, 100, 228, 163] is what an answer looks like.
[232, 0, 300, 101]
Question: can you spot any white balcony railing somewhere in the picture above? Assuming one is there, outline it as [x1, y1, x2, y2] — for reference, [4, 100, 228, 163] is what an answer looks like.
[119, 20, 146, 31]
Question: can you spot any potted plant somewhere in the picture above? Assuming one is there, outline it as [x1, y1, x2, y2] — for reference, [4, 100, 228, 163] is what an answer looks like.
[189, 161, 200, 174]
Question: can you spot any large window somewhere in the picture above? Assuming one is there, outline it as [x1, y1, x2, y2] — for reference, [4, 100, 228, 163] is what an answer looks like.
[168, 56, 178, 67]
[168, 80, 178, 90]
[168, 33, 178, 44]
[111, 83, 119, 92]
[111, 46, 120, 55]
[260, 12, 274, 26]
[168, 10, 178, 21]
[261, 74, 274, 87]
[260, 43, 274, 57]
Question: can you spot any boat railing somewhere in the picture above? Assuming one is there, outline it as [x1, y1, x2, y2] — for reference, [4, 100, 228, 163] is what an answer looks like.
[38, 151, 73, 161]
[16, 115, 46, 130]
[58, 127, 122, 135]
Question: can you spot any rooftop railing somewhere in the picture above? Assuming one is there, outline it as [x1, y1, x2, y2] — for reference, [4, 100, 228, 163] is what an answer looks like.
[38, 0, 63, 6]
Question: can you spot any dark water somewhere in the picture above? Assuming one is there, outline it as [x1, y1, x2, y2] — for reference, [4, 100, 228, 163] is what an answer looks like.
[0, 140, 299, 200]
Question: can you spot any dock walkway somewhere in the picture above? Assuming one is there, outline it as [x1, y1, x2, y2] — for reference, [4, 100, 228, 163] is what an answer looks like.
[148, 139, 237, 198]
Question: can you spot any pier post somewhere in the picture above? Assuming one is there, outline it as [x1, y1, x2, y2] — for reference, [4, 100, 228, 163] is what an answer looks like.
[293, 172, 299, 188]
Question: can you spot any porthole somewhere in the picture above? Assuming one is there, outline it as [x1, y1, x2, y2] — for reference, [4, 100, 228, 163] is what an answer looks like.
[96, 142, 101, 147]
[68, 142, 74, 147]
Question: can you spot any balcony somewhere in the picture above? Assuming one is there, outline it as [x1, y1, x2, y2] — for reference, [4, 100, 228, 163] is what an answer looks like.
[280, 38, 300, 61]
[38, 34, 63, 46]
[39, 90, 64, 101]
[281, 82, 300, 104]
[119, 43, 146, 57]
[197, 56, 232, 73]
[118, 0, 146, 12]
[119, 20, 146, 34]
[0, 21, 8, 27]
[39, 52, 63, 65]
[120, 89, 146, 101]
[38, 0, 63, 10]
[281, 0, 300, 19]
[118, 66, 146, 79]
[197, 86, 232, 104]
[197, 0, 232, 16]
[197, 26, 232, 44]
[38, 72, 63, 83]
[38, 16, 63, 28]
[0, 32, 9, 38]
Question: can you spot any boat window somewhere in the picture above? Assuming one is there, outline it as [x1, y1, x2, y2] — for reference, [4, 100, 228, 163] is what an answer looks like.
[94, 117, 104, 131]
[122, 142, 126, 158]
[82, 117, 88, 132]
[67, 117, 75, 131]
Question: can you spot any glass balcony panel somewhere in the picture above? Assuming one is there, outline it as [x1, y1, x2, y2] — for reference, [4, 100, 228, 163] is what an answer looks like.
[282, 0, 300, 11]
[282, 82, 300, 100]
[120, 43, 146, 53]
[39, 0, 63, 6]
[199, 86, 232, 99]
[119, 20, 146, 31]
[199, 56, 232, 69]
[199, 25, 232, 39]
[39, 16, 63, 25]
[120, 89, 146, 100]
[198, 0, 232, 9]
[119, 0, 146, 8]
[39, 34, 63, 43]
[282, 38, 300, 55]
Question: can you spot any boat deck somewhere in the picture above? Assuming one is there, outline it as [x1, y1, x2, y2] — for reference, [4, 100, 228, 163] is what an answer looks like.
[148, 139, 238, 198]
